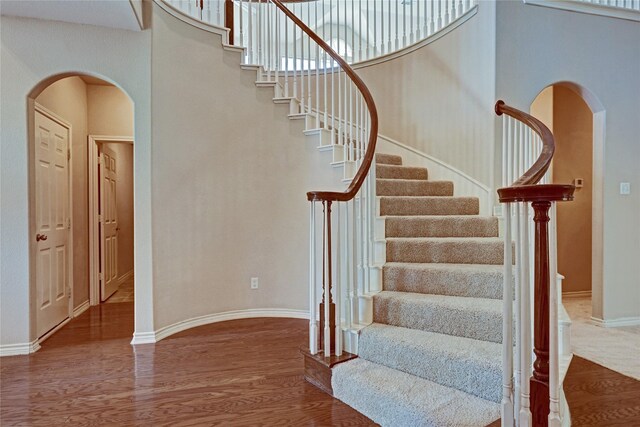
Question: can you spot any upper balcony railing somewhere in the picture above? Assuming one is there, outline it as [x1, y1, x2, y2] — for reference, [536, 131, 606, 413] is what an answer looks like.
[165, 0, 479, 65]
[525, 0, 640, 21]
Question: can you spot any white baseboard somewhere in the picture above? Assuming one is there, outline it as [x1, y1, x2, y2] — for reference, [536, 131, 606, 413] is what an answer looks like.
[131, 308, 309, 345]
[0, 339, 41, 357]
[73, 300, 90, 318]
[562, 290, 592, 298]
[591, 316, 640, 328]
[130, 331, 157, 345]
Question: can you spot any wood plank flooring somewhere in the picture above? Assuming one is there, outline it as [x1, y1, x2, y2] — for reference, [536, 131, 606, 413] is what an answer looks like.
[2, 302, 639, 426]
[0, 303, 374, 426]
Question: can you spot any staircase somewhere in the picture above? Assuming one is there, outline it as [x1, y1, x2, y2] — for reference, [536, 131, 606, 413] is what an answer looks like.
[331, 153, 503, 426]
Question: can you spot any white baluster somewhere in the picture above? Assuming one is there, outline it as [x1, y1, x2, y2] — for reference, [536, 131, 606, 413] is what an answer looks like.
[335, 202, 342, 357]
[323, 201, 331, 358]
[502, 202, 515, 426]
[395, 0, 400, 50]
[548, 202, 561, 426]
[309, 201, 318, 354]
[248, 1, 254, 63]
[307, 2, 312, 114]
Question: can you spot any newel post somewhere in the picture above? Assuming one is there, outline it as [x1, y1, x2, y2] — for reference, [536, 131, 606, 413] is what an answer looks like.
[530, 200, 551, 426]
[225, 0, 235, 44]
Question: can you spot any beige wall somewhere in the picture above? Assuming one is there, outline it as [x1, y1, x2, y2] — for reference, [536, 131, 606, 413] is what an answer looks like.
[102, 142, 135, 277]
[88, 85, 134, 136]
[496, 1, 640, 321]
[151, 4, 345, 330]
[355, 3, 497, 187]
[35, 77, 90, 308]
[552, 86, 593, 294]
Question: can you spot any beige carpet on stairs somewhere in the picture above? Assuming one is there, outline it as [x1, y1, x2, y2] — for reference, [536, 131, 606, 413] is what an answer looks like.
[332, 153, 506, 427]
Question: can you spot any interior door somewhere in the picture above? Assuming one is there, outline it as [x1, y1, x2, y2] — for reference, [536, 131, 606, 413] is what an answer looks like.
[100, 145, 119, 301]
[35, 110, 70, 338]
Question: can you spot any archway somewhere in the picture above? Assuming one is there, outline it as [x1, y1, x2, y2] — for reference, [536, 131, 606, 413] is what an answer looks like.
[28, 73, 136, 342]
[530, 81, 606, 323]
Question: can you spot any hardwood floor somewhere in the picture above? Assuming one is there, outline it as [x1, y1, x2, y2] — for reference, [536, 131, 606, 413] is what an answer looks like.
[0, 303, 374, 426]
[2, 302, 639, 426]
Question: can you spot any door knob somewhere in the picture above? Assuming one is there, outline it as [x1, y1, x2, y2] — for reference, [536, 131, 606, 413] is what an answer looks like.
[36, 234, 48, 242]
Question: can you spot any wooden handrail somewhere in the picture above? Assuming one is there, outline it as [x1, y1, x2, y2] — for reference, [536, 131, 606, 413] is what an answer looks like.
[269, 0, 379, 203]
[495, 100, 555, 191]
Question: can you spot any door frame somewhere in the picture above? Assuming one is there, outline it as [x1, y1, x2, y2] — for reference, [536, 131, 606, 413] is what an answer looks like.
[88, 135, 134, 306]
[31, 102, 74, 341]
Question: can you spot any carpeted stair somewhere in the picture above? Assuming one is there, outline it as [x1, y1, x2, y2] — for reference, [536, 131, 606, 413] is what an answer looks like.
[332, 153, 506, 427]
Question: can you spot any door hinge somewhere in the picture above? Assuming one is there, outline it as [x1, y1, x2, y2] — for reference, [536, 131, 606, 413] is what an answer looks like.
[67, 286, 72, 298]
[67, 218, 71, 229]
[99, 272, 104, 281]
[67, 148, 71, 161]
[98, 214, 103, 223]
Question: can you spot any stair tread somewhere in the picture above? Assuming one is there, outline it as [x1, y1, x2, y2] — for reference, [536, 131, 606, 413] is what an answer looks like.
[332, 358, 500, 427]
[359, 323, 502, 402]
[375, 153, 403, 165]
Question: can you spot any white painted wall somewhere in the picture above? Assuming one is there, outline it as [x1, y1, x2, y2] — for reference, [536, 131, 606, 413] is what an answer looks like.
[0, 15, 153, 348]
[495, 1, 640, 322]
[151, 3, 344, 331]
[355, 1, 496, 187]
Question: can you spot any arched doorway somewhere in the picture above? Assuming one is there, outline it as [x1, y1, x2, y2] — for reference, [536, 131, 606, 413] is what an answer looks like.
[530, 82, 606, 323]
[29, 73, 135, 341]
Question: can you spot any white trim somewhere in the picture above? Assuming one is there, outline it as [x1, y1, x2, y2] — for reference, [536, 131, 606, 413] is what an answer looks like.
[524, 0, 640, 22]
[88, 135, 134, 306]
[0, 340, 41, 357]
[33, 102, 74, 337]
[72, 300, 90, 318]
[130, 309, 309, 345]
[562, 290, 592, 298]
[154, 0, 230, 38]
[353, 5, 479, 70]
[590, 316, 640, 328]
[376, 133, 493, 215]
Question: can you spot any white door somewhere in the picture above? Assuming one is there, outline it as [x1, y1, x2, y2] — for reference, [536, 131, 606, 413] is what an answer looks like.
[35, 110, 71, 338]
[100, 145, 119, 301]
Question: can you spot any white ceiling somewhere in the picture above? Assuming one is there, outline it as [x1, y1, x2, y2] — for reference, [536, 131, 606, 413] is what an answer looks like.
[0, 0, 143, 32]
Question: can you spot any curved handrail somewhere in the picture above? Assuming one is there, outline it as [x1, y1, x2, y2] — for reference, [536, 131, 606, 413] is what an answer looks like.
[495, 100, 554, 187]
[271, 0, 379, 203]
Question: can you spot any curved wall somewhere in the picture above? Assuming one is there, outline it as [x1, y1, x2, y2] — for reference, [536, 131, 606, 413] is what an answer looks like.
[354, 2, 497, 187]
[150, 3, 344, 332]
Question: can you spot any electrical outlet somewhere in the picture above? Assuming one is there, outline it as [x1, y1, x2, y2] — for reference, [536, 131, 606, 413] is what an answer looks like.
[620, 182, 631, 195]
[250, 277, 259, 290]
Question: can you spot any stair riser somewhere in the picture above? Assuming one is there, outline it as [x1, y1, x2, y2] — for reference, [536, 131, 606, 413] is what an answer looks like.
[376, 165, 428, 180]
[376, 180, 454, 197]
[379, 197, 480, 216]
[383, 266, 506, 299]
[358, 328, 502, 403]
[375, 154, 402, 165]
[386, 240, 513, 265]
[385, 217, 498, 238]
[373, 295, 505, 343]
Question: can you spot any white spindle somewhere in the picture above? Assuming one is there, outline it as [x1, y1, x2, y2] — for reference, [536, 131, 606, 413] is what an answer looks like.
[323, 202, 331, 358]
[502, 202, 515, 426]
[309, 201, 318, 354]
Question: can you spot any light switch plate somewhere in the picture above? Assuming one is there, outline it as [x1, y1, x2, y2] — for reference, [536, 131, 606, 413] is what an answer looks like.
[620, 182, 631, 195]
